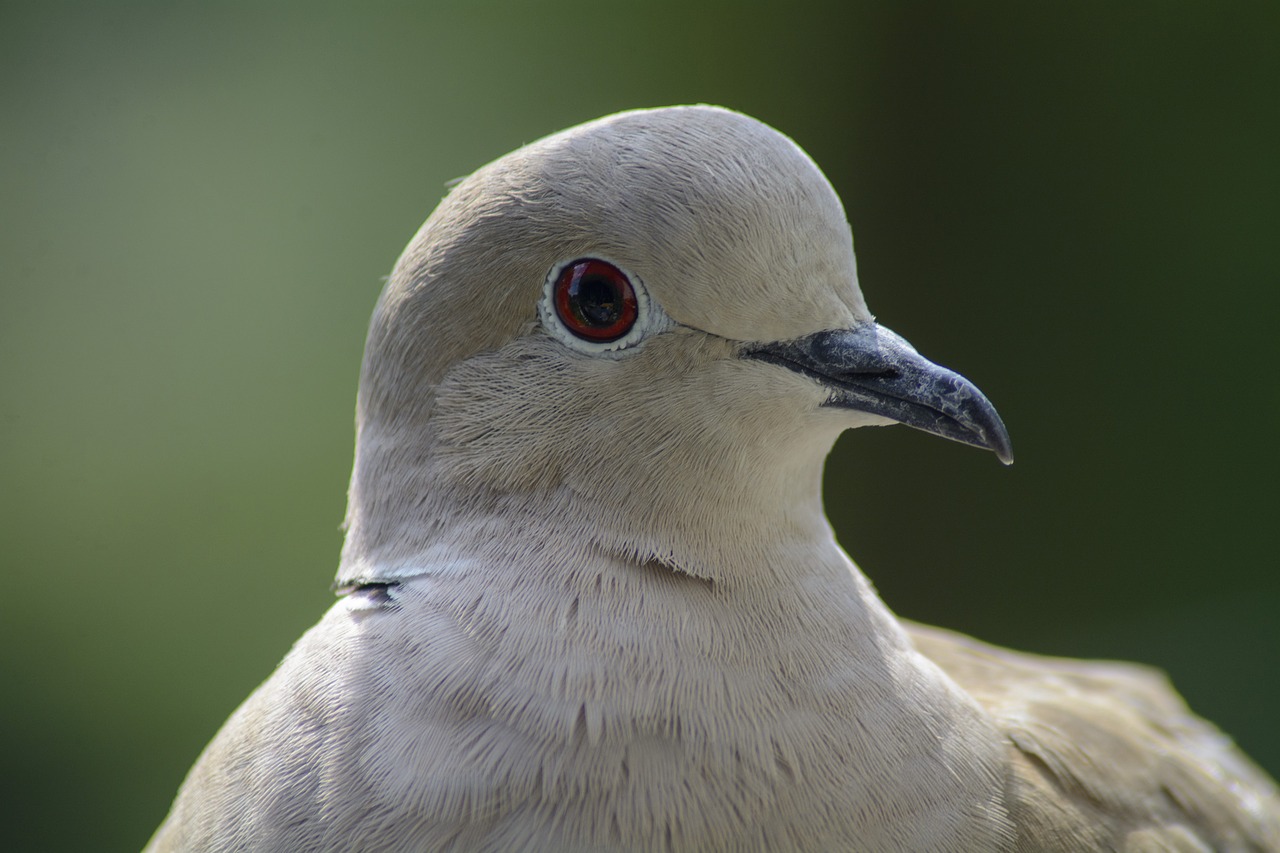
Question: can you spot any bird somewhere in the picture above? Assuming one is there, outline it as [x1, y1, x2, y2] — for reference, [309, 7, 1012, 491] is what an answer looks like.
[147, 105, 1280, 852]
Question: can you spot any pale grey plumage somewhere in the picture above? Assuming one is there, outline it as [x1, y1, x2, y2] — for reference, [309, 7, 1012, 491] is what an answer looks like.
[148, 106, 1280, 852]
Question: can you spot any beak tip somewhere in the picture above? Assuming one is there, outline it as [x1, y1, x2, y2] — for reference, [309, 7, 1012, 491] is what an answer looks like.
[989, 429, 1014, 466]
[984, 421, 1014, 466]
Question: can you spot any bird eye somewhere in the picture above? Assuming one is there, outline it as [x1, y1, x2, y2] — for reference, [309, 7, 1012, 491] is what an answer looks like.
[552, 259, 638, 342]
[539, 256, 669, 355]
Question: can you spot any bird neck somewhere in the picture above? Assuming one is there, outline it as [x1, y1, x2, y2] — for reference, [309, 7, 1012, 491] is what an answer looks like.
[337, 414, 843, 587]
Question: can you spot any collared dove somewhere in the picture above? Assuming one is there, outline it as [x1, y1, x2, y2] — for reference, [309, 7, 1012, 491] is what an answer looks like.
[147, 106, 1280, 852]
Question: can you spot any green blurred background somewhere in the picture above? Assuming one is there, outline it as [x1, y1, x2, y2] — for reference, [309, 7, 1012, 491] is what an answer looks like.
[2, 2, 1277, 849]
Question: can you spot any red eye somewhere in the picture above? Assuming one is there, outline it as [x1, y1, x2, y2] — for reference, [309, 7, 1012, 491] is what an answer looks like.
[553, 258, 638, 342]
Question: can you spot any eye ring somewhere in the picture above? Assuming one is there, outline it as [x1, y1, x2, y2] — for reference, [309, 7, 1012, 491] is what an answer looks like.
[553, 258, 638, 342]
[539, 256, 668, 354]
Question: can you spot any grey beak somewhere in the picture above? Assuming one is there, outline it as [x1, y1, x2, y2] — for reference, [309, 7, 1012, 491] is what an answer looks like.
[743, 325, 1014, 465]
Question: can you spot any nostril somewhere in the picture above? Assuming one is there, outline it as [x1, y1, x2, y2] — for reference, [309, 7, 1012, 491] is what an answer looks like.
[845, 366, 898, 381]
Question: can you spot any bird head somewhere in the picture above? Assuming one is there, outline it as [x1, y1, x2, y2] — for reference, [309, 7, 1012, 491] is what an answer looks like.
[339, 106, 1010, 583]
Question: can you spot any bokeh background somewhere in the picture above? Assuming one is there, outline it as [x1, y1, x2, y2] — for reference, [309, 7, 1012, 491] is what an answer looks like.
[2, 2, 1277, 849]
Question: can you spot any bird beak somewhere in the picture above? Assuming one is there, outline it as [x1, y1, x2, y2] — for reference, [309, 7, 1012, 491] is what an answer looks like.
[742, 325, 1014, 464]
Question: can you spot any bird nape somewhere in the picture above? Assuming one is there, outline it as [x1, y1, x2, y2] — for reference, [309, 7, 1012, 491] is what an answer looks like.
[147, 106, 1280, 852]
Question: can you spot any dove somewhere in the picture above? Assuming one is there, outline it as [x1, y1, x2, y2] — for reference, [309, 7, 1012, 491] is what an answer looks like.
[147, 105, 1280, 852]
